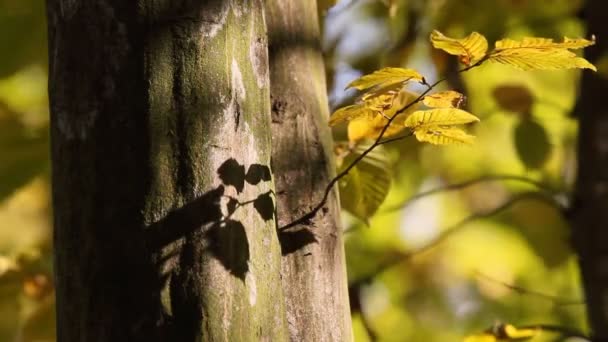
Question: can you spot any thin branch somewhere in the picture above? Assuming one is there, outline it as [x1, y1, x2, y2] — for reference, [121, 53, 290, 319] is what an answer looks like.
[381, 174, 560, 214]
[475, 271, 584, 307]
[280, 61, 486, 230]
[278, 84, 437, 230]
[350, 191, 562, 286]
[376, 131, 414, 146]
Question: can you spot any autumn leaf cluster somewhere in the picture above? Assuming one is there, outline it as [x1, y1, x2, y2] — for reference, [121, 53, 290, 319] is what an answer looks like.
[330, 30, 595, 225]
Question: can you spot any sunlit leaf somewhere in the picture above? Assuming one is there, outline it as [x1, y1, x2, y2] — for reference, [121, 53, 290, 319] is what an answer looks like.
[347, 89, 420, 143]
[492, 84, 534, 114]
[404, 108, 479, 129]
[330, 87, 418, 127]
[364, 93, 396, 116]
[513, 119, 551, 169]
[338, 144, 391, 222]
[489, 47, 596, 71]
[464, 323, 539, 342]
[430, 30, 488, 65]
[348, 116, 406, 143]
[502, 324, 539, 340]
[346, 67, 423, 91]
[463, 333, 496, 342]
[495, 36, 595, 50]
[413, 126, 476, 145]
[422, 90, 466, 108]
[360, 82, 405, 101]
[488, 36, 596, 71]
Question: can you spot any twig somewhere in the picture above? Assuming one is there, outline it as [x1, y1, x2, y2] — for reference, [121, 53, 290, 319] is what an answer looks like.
[381, 174, 559, 214]
[376, 131, 414, 146]
[475, 271, 584, 306]
[279, 62, 485, 231]
[350, 191, 562, 285]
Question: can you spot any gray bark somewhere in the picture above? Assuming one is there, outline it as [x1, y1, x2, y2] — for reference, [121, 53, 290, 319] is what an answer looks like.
[571, 0, 608, 338]
[267, 1, 353, 341]
[47, 1, 288, 340]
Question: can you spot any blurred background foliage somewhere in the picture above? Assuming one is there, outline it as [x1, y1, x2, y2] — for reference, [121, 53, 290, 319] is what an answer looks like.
[0, 0, 597, 340]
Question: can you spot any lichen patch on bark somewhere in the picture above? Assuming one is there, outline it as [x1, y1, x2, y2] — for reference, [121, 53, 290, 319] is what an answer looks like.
[249, 16, 269, 89]
[199, 2, 229, 38]
[246, 272, 257, 306]
[231, 58, 247, 101]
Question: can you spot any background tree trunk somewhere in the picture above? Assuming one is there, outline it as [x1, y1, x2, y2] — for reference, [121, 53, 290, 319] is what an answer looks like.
[47, 1, 288, 340]
[266, 1, 353, 341]
[571, 0, 608, 338]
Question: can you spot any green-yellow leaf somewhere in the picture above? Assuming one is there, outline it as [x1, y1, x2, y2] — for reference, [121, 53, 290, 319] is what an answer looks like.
[338, 144, 392, 222]
[329, 103, 373, 126]
[413, 126, 476, 145]
[422, 90, 465, 108]
[495, 36, 595, 50]
[346, 67, 424, 91]
[489, 47, 596, 71]
[404, 108, 479, 129]
[463, 333, 496, 342]
[430, 30, 488, 65]
[489, 36, 596, 71]
[502, 324, 539, 340]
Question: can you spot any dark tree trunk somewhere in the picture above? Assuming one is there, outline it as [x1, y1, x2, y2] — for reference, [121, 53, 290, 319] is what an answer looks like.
[571, 0, 608, 338]
[47, 1, 288, 340]
[266, 1, 353, 341]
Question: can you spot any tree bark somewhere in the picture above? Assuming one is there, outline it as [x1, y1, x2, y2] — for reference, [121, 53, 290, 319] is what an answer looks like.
[266, 1, 353, 341]
[47, 1, 288, 340]
[571, 0, 608, 338]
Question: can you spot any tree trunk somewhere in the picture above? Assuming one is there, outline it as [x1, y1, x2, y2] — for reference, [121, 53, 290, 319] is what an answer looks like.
[571, 0, 608, 338]
[47, 1, 288, 340]
[266, 1, 353, 341]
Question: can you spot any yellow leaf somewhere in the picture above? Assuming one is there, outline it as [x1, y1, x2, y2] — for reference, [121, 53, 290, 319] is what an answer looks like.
[489, 47, 596, 71]
[364, 93, 395, 116]
[404, 108, 479, 129]
[422, 90, 466, 108]
[463, 333, 497, 342]
[361, 81, 404, 101]
[489, 36, 596, 71]
[346, 67, 423, 91]
[329, 103, 373, 126]
[501, 324, 539, 340]
[430, 30, 488, 65]
[347, 115, 407, 143]
[413, 126, 476, 145]
[495, 36, 595, 50]
[347, 89, 420, 143]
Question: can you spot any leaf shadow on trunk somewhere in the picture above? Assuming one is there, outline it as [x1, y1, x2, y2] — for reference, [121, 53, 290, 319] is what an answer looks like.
[142, 158, 278, 339]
